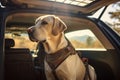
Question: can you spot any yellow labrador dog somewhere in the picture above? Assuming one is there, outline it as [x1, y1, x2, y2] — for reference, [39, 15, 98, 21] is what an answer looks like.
[27, 15, 96, 80]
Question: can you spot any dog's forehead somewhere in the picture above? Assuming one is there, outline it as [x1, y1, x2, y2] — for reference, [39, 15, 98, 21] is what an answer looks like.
[35, 15, 55, 24]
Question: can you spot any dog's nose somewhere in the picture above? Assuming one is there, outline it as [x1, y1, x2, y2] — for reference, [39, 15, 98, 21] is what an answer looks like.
[27, 27, 33, 33]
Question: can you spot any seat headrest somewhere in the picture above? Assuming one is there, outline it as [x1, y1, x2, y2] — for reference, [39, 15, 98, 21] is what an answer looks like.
[5, 38, 15, 48]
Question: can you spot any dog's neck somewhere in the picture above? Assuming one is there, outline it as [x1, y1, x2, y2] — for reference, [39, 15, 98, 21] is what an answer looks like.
[43, 33, 68, 54]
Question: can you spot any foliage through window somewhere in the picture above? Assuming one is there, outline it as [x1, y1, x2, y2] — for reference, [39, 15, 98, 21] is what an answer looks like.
[92, 1, 120, 36]
[65, 29, 105, 50]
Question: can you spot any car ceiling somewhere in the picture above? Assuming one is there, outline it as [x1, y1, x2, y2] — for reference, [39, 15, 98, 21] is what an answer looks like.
[2, 0, 119, 33]
[6, 13, 94, 33]
[1, 0, 119, 15]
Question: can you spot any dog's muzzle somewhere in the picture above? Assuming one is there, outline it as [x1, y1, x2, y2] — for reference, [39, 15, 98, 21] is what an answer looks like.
[27, 27, 39, 42]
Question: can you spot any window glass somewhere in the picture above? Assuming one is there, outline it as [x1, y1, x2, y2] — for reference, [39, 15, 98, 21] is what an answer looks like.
[65, 29, 106, 50]
[5, 32, 37, 51]
[5, 13, 40, 51]
[92, 1, 120, 36]
[48, 0, 96, 7]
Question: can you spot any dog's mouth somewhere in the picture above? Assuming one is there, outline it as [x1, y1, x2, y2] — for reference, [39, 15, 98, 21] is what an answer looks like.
[27, 27, 46, 43]
[28, 32, 39, 42]
[27, 31, 46, 43]
[27, 28, 39, 42]
[28, 32, 47, 43]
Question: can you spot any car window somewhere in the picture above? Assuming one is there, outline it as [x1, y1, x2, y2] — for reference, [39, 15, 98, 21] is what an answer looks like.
[5, 32, 37, 51]
[5, 13, 40, 51]
[92, 1, 120, 36]
[65, 29, 106, 50]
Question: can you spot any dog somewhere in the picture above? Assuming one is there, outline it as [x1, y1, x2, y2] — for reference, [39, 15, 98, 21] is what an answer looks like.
[27, 15, 96, 80]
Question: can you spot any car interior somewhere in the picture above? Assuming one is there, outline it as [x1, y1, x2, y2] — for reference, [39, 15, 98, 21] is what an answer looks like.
[4, 13, 120, 80]
[0, 0, 120, 80]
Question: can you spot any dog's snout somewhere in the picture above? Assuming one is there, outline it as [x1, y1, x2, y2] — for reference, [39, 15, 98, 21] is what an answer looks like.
[27, 27, 34, 33]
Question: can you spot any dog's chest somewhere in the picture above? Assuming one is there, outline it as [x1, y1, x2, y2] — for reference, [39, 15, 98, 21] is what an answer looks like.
[45, 42, 76, 70]
[44, 41, 86, 80]
[44, 54, 86, 80]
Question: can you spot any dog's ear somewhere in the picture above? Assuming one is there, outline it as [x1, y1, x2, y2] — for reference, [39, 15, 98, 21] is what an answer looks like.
[52, 17, 67, 36]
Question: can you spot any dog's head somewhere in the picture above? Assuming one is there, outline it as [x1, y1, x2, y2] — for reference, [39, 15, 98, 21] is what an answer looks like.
[27, 15, 67, 42]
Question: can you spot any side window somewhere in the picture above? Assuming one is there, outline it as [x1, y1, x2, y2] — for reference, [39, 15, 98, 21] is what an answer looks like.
[5, 13, 38, 52]
[65, 29, 106, 50]
[5, 32, 37, 51]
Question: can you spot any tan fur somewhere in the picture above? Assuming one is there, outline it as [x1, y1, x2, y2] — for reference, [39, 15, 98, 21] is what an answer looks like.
[45, 53, 86, 80]
[28, 15, 96, 80]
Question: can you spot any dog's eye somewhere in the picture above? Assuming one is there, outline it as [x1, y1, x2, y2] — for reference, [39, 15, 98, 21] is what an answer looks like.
[41, 21, 48, 25]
